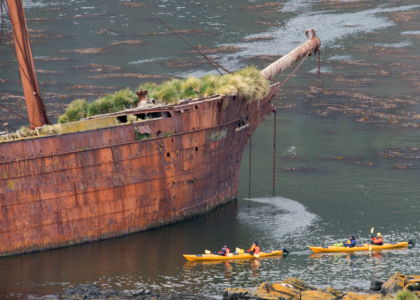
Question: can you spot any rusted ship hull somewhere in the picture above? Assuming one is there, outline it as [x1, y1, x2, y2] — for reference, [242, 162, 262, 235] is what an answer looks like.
[0, 85, 279, 256]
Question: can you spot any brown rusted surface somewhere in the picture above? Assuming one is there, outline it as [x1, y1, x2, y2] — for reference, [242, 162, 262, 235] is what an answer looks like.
[261, 29, 321, 80]
[0, 86, 277, 257]
[136, 89, 148, 104]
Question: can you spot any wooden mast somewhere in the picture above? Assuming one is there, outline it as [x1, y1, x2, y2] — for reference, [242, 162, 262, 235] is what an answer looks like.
[6, 0, 50, 128]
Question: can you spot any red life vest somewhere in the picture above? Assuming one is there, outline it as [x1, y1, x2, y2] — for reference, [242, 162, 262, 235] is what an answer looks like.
[372, 237, 383, 244]
[254, 246, 260, 254]
[225, 248, 230, 255]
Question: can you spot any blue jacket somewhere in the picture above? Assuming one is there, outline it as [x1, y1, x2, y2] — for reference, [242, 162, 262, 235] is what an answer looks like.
[344, 238, 356, 248]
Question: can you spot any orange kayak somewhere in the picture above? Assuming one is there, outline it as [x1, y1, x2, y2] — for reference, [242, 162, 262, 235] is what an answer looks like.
[310, 242, 409, 253]
[183, 250, 284, 261]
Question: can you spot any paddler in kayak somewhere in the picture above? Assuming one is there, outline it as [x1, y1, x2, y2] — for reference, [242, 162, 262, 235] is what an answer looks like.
[214, 243, 230, 256]
[371, 233, 383, 245]
[343, 235, 356, 248]
[246, 241, 260, 255]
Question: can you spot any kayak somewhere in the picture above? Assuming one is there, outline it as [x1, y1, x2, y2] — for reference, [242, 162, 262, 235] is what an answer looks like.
[183, 250, 284, 261]
[310, 242, 409, 253]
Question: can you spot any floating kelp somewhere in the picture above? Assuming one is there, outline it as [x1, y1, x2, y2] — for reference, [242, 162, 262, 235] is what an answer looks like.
[283, 166, 316, 172]
[88, 73, 172, 79]
[45, 7, 61, 11]
[67, 85, 119, 90]
[36, 69, 62, 74]
[240, 3, 283, 11]
[69, 13, 107, 19]
[254, 21, 282, 26]
[182, 45, 243, 54]
[242, 36, 275, 42]
[164, 59, 207, 68]
[108, 40, 144, 46]
[72, 63, 122, 72]
[120, 2, 147, 8]
[34, 57, 68, 61]
[58, 48, 105, 54]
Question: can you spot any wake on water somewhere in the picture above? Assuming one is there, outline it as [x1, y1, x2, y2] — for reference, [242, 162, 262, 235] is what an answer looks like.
[237, 197, 319, 250]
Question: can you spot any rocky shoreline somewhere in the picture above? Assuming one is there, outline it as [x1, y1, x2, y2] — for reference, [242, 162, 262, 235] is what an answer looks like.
[52, 272, 419, 300]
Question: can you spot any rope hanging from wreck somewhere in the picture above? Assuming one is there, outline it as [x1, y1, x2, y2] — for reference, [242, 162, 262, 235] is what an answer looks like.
[1, 0, 51, 126]
[249, 135, 251, 198]
[316, 49, 322, 78]
[273, 110, 276, 196]
[143, 7, 231, 75]
[0, 102, 36, 127]
[268, 48, 321, 197]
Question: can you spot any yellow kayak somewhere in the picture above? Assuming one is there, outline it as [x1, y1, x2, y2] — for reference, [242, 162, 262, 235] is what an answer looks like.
[183, 250, 284, 261]
[310, 242, 409, 253]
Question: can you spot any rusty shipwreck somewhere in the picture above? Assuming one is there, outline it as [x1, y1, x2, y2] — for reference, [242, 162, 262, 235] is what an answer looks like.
[0, 0, 321, 256]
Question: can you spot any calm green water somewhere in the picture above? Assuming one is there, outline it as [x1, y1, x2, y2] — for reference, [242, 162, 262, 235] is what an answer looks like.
[1, 0, 420, 299]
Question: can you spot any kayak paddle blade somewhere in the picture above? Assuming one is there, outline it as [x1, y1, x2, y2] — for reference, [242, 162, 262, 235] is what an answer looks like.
[369, 245, 372, 252]
[371, 227, 374, 234]
[254, 253, 260, 258]
[205, 250, 211, 254]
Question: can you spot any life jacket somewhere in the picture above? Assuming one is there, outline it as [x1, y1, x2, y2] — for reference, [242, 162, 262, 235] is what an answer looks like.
[219, 246, 228, 254]
[225, 248, 230, 255]
[254, 246, 260, 254]
[347, 238, 356, 247]
[248, 245, 256, 252]
[372, 237, 383, 244]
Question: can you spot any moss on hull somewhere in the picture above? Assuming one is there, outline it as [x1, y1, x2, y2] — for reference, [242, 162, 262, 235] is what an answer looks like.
[58, 66, 269, 124]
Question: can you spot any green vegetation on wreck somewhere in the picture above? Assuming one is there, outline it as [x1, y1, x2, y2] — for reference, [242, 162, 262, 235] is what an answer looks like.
[58, 66, 269, 124]
[395, 289, 419, 300]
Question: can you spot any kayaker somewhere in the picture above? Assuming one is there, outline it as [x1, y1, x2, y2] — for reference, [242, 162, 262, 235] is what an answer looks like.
[246, 241, 260, 255]
[371, 233, 383, 245]
[215, 243, 230, 256]
[343, 235, 356, 248]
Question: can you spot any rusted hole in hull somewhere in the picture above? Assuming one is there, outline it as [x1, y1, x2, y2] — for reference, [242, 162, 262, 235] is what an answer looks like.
[167, 152, 170, 157]
[195, 105, 198, 109]
[195, 147, 198, 151]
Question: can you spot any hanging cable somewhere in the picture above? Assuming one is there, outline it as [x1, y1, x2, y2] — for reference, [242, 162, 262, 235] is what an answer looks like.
[248, 135, 251, 198]
[143, 7, 231, 75]
[273, 110, 276, 196]
[0, 102, 37, 127]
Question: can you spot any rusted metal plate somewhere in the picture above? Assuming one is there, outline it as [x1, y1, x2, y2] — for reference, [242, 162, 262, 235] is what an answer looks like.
[135, 124, 152, 134]
[0, 85, 277, 257]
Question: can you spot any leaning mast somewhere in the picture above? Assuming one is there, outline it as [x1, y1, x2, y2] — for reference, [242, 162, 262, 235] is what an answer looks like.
[6, 0, 50, 128]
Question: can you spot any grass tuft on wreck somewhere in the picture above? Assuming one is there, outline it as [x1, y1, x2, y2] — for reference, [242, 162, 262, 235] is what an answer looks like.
[57, 66, 269, 124]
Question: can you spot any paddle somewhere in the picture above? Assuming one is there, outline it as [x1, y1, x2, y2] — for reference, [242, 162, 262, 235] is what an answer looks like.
[369, 227, 374, 251]
[205, 250, 211, 254]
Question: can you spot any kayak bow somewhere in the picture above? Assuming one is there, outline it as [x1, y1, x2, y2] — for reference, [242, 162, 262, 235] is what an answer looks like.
[183, 250, 283, 261]
[309, 242, 409, 253]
